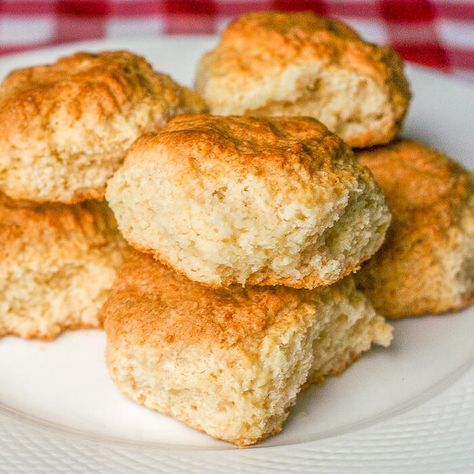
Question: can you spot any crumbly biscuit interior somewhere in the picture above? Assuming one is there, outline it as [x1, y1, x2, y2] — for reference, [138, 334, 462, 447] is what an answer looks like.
[250, 66, 393, 147]
[1, 102, 170, 203]
[0, 243, 123, 340]
[198, 62, 395, 147]
[107, 161, 389, 287]
[106, 280, 392, 446]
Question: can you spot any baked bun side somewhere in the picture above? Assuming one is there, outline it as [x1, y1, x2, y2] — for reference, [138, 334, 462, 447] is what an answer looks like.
[195, 11, 411, 148]
[0, 194, 128, 340]
[356, 140, 474, 318]
[106, 114, 391, 289]
[103, 252, 392, 446]
[0, 51, 207, 204]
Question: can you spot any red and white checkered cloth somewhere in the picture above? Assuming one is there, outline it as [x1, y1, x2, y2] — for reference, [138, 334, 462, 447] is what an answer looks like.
[0, 1, 473, 81]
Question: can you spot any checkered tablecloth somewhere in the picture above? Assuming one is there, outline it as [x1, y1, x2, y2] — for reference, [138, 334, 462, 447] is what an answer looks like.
[0, 1, 473, 81]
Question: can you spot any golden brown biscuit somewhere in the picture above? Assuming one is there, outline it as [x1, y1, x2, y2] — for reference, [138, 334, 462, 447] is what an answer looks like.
[0, 193, 128, 340]
[103, 252, 392, 446]
[106, 114, 391, 289]
[355, 140, 474, 318]
[195, 11, 410, 148]
[0, 51, 207, 204]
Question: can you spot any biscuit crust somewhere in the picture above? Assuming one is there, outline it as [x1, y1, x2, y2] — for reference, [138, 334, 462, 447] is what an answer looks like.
[103, 252, 392, 446]
[356, 140, 474, 318]
[195, 12, 410, 148]
[0, 51, 206, 203]
[0, 193, 127, 339]
[104, 253, 322, 349]
[107, 114, 391, 289]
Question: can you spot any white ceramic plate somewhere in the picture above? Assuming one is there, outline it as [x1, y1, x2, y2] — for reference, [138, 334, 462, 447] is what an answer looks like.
[0, 37, 473, 473]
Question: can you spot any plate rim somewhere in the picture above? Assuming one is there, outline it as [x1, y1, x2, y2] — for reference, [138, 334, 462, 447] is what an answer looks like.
[0, 35, 473, 471]
[0, 357, 472, 453]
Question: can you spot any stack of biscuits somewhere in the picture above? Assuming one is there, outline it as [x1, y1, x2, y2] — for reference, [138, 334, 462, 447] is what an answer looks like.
[1, 12, 472, 447]
[0, 51, 206, 339]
